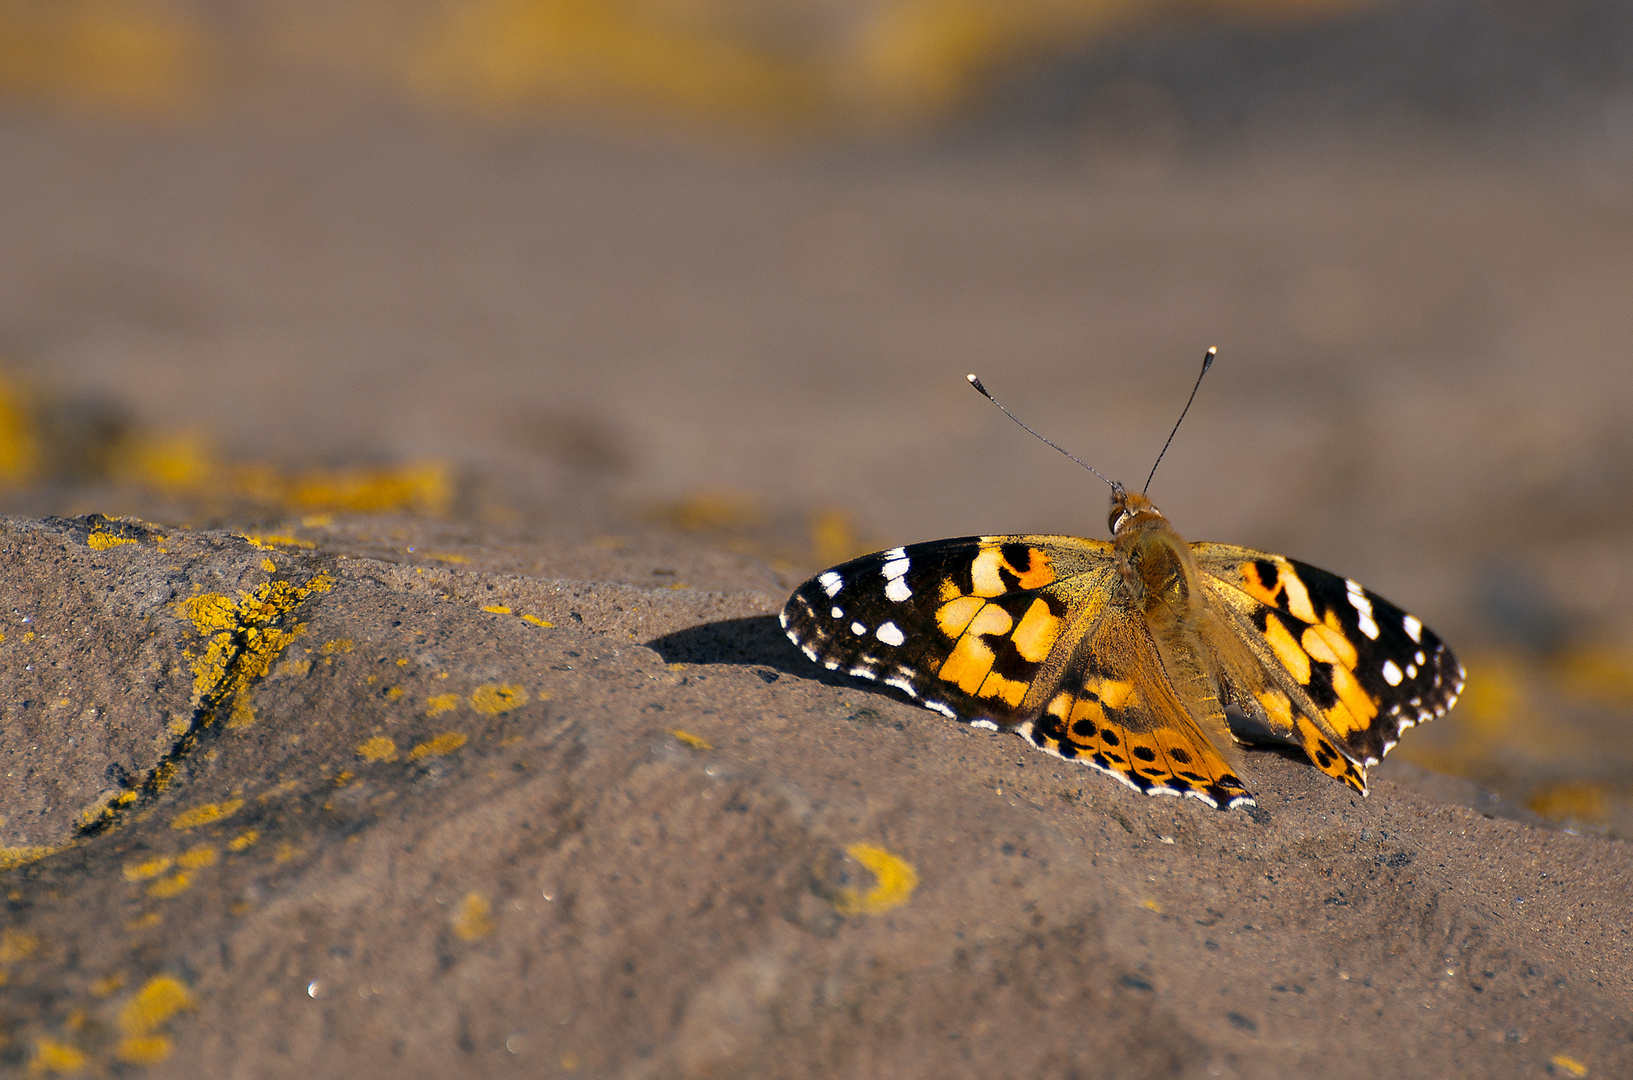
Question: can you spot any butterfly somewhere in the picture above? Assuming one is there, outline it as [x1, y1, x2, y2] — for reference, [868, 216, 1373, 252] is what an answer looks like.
[780, 357, 1463, 809]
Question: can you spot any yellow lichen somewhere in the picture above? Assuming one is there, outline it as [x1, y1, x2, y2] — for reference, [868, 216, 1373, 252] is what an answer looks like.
[0, 845, 58, 871]
[521, 614, 553, 627]
[227, 830, 259, 852]
[174, 572, 333, 730]
[88, 531, 138, 551]
[177, 845, 216, 870]
[481, 604, 512, 614]
[670, 729, 713, 751]
[426, 693, 460, 716]
[116, 975, 195, 1066]
[245, 534, 316, 550]
[408, 732, 468, 760]
[451, 892, 493, 941]
[168, 799, 242, 830]
[319, 639, 354, 655]
[90, 973, 125, 997]
[146, 873, 192, 898]
[332, 771, 353, 787]
[386, 686, 404, 700]
[1, 928, 40, 962]
[828, 843, 919, 916]
[123, 857, 173, 882]
[1550, 1054, 1589, 1077]
[29, 1038, 86, 1073]
[357, 736, 398, 762]
[470, 683, 528, 715]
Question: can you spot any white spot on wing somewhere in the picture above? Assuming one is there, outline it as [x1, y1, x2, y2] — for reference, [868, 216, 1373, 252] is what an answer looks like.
[885, 576, 912, 602]
[819, 571, 844, 597]
[830, 606, 843, 619]
[884, 677, 915, 696]
[883, 547, 906, 560]
[876, 622, 906, 647]
[881, 557, 909, 579]
[925, 700, 956, 718]
[1382, 660, 1404, 686]
[970, 719, 999, 731]
[1403, 614, 1423, 643]
[1346, 580, 1380, 640]
[850, 621, 866, 636]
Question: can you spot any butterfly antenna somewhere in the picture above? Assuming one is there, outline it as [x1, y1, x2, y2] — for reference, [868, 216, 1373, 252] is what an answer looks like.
[967, 374, 1115, 490]
[1143, 346, 1216, 494]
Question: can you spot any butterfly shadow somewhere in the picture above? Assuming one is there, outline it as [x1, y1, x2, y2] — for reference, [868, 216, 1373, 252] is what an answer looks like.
[647, 616, 876, 691]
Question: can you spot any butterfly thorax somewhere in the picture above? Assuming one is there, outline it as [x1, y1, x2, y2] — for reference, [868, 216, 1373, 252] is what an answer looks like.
[1109, 487, 1204, 625]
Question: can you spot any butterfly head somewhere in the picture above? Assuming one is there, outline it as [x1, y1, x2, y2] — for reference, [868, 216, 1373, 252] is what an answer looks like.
[1109, 483, 1166, 536]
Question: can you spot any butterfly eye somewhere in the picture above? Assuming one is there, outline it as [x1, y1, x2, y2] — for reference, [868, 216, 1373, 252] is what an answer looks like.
[1109, 508, 1129, 534]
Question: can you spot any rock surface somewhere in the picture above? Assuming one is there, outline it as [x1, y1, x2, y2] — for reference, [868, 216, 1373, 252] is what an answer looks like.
[1, 514, 1628, 1078]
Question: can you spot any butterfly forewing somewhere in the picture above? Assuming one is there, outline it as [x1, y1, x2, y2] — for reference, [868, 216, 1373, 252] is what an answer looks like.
[1192, 543, 1465, 775]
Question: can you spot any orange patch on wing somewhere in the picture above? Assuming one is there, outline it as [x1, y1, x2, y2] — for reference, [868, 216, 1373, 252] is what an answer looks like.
[1293, 715, 1367, 793]
[977, 670, 1029, 707]
[1085, 677, 1138, 711]
[1239, 559, 1315, 622]
[1302, 619, 1358, 670]
[1009, 598, 1061, 663]
[939, 634, 997, 694]
[1010, 547, 1055, 590]
[969, 544, 1056, 597]
[936, 594, 984, 638]
[1263, 617, 1312, 684]
[1256, 688, 1294, 731]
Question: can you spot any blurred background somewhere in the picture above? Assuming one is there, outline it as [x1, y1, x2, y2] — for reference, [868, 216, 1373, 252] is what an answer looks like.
[2, 0, 1633, 832]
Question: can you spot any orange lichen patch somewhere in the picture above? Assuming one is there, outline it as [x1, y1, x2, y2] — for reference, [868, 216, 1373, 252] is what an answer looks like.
[827, 843, 918, 915]
[521, 614, 553, 627]
[178, 845, 216, 869]
[1556, 645, 1633, 708]
[809, 507, 867, 565]
[123, 857, 173, 882]
[1, 928, 40, 962]
[357, 736, 398, 762]
[319, 639, 354, 655]
[451, 892, 494, 941]
[146, 873, 192, 898]
[426, 693, 460, 716]
[87, 531, 138, 550]
[168, 799, 242, 830]
[90, 973, 125, 998]
[470, 683, 529, 714]
[227, 830, 259, 852]
[670, 729, 712, 750]
[1527, 781, 1610, 824]
[0, 844, 59, 871]
[174, 572, 333, 729]
[651, 489, 765, 533]
[0, 374, 41, 484]
[1549, 1054, 1589, 1077]
[244, 534, 316, 550]
[0, 0, 213, 117]
[408, 732, 468, 760]
[28, 1038, 86, 1073]
[385, 686, 404, 700]
[481, 604, 512, 614]
[430, 552, 471, 564]
[115, 975, 196, 1066]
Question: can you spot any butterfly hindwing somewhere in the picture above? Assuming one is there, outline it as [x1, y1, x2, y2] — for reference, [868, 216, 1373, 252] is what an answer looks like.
[1022, 601, 1253, 808]
[1192, 543, 1465, 788]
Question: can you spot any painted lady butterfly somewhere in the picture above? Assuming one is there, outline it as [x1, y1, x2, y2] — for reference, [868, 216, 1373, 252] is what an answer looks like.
[781, 358, 1463, 809]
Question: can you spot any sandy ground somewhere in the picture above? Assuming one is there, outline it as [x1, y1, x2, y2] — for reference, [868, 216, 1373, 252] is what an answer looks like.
[1, 103, 1632, 1075]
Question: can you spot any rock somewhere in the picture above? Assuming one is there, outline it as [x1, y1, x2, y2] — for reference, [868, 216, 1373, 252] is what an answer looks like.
[1, 514, 1629, 1077]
